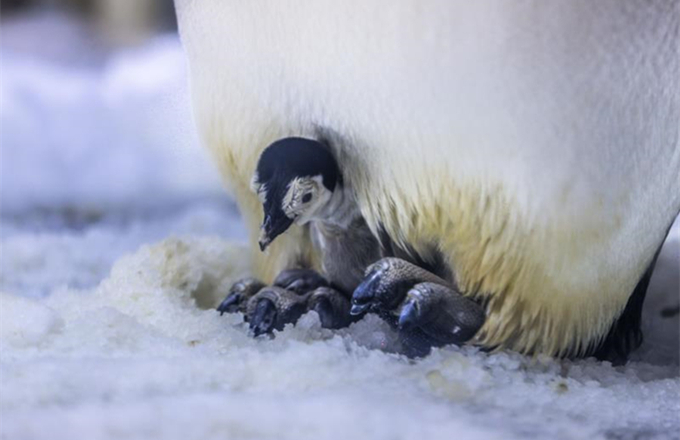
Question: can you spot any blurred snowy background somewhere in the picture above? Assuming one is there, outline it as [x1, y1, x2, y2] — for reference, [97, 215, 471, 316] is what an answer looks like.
[1, 0, 247, 298]
[0, 2, 678, 440]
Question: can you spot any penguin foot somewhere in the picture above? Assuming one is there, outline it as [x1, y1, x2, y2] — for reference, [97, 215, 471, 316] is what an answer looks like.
[246, 286, 310, 336]
[217, 269, 327, 317]
[246, 284, 353, 335]
[350, 258, 448, 320]
[398, 282, 485, 357]
[308, 286, 353, 329]
[218, 277, 266, 315]
[351, 258, 485, 357]
[220, 269, 354, 336]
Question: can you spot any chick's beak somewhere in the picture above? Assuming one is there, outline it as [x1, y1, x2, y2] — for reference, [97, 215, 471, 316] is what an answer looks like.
[258, 213, 294, 252]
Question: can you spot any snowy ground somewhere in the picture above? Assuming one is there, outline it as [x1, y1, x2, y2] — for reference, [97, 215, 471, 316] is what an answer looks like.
[1, 12, 679, 440]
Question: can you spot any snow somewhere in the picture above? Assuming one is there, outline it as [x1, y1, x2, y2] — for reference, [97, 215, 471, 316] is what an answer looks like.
[1, 233, 679, 440]
[1, 12, 679, 440]
[1, 15, 223, 214]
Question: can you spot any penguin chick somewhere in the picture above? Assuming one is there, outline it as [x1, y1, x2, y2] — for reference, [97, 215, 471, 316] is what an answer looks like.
[217, 137, 381, 333]
[252, 137, 381, 294]
[244, 137, 486, 355]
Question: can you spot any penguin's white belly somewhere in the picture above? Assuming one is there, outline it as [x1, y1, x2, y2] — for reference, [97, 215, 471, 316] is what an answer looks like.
[177, 0, 679, 354]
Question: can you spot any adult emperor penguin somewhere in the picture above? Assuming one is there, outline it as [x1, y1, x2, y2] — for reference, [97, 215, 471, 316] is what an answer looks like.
[176, 1, 680, 362]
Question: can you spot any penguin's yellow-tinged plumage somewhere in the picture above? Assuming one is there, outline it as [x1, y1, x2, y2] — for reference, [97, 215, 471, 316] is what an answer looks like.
[177, 0, 680, 357]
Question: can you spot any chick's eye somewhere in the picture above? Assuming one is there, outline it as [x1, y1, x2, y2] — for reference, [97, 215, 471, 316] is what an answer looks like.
[301, 193, 312, 203]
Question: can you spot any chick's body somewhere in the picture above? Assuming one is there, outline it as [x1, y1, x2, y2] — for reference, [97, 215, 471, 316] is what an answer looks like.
[310, 216, 381, 295]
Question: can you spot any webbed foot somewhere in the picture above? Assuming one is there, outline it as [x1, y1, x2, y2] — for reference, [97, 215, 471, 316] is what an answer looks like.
[351, 258, 485, 357]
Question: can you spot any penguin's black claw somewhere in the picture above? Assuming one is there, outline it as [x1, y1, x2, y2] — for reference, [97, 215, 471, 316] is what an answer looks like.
[308, 286, 353, 329]
[351, 258, 485, 357]
[249, 298, 279, 336]
[397, 282, 485, 355]
[246, 286, 309, 335]
[217, 294, 242, 316]
[350, 264, 383, 316]
[230, 269, 354, 337]
[273, 268, 329, 295]
[218, 277, 266, 316]
[351, 259, 410, 320]
[351, 258, 448, 323]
